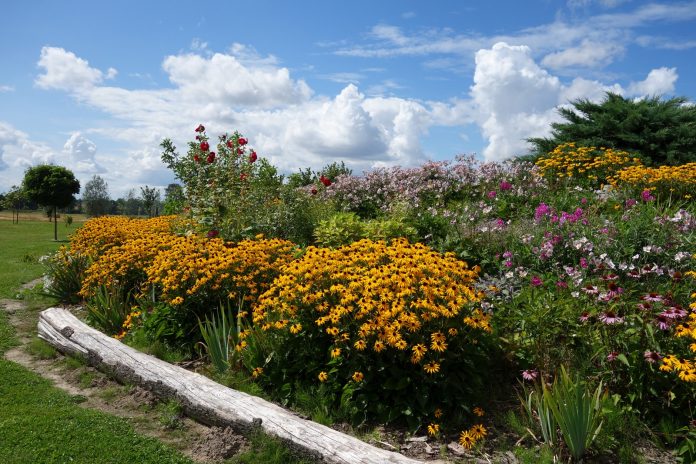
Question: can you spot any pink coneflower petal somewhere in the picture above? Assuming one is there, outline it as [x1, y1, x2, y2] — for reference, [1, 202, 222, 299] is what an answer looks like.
[654, 315, 671, 330]
[644, 351, 662, 363]
[599, 311, 624, 324]
[521, 369, 539, 381]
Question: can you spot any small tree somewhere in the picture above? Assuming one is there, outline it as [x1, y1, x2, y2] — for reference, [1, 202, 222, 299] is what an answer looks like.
[82, 175, 111, 217]
[140, 185, 161, 218]
[163, 183, 185, 215]
[22, 165, 80, 240]
[3, 185, 26, 224]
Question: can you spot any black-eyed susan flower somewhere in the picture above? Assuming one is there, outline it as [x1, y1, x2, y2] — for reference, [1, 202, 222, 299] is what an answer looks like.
[458, 431, 476, 449]
[318, 371, 328, 382]
[424, 361, 440, 374]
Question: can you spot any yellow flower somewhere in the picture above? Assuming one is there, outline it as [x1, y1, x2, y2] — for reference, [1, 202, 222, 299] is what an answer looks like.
[458, 431, 476, 449]
[318, 371, 328, 382]
[373, 341, 386, 353]
[469, 424, 487, 440]
[251, 367, 263, 378]
[434, 408, 443, 419]
[427, 423, 440, 437]
[354, 339, 367, 351]
[331, 347, 342, 358]
[290, 323, 303, 334]
[352, 371, 364, 382]
[424, 361, 440, 374]
[473, 407, 484, 417]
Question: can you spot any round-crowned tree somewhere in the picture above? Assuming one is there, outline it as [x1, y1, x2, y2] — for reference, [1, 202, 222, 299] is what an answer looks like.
[22, 165, 80, 240]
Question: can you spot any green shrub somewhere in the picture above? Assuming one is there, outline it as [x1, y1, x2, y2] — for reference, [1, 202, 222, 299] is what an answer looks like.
[85, 285, 131, 335]
[41, 248, 88, 304]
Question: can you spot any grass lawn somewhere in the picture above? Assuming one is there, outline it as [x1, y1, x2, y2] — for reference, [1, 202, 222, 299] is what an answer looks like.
[0, 219, 75, 298]
[0, 219, 195, 464]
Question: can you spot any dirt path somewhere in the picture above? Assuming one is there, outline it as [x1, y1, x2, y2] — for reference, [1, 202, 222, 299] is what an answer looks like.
[1, 281, 250, 463]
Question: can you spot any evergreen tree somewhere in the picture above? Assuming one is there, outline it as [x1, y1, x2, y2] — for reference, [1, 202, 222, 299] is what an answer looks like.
[528, 93, 696, 165]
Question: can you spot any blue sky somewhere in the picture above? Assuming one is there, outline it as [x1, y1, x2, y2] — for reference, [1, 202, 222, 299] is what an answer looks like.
[1, 0, 695, 197]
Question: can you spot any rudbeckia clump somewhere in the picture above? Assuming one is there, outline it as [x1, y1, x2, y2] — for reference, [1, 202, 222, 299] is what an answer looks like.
[146, 236, 296, 308]
[535, 143, 641, 189]
[250, 238, 493, 426]
[660, 264, 696, 383]
[609, 163, 696, 200]
[69, 215, 177, 259]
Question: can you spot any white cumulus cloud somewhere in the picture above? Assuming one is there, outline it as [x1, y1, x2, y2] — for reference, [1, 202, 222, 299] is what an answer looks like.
[627, 67, 678, 96]
[35, 47, 116, 91]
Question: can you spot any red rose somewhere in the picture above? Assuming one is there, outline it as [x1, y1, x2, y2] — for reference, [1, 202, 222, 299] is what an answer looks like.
[238, 137, 247, 146]
[320, 175, 332, 187]
[240, 173, 248, 181]
[207, 152, 216, 163]
[200, 141, 209, 151]
[195, 135, 200, 140]
[237, 147, 244, 155]
[195, 124, 205, 132]
[194, 154, 200, 162]
[249, 151, 257, 163]
[311, 187, 318, 195]
[226, 140, 233, 148]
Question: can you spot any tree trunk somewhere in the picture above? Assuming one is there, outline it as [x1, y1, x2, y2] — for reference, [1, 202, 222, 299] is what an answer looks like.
[53, 206, 58, 241]
[37, 308, 422, 464]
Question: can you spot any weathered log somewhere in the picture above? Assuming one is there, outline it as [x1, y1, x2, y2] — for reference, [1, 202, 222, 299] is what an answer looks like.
[37, 307, 422, 464]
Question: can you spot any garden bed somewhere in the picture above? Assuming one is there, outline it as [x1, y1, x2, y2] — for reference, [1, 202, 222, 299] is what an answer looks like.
[38, 307, 422, 464]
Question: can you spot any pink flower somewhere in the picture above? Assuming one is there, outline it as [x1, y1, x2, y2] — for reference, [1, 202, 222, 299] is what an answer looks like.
[599, 310, 624, 324]
[606, 351, 619, 362]
[556, 281, 568, 288]
[582, 284, 598, 295]
[581, 197, 588, 204]
[579, 311, 590, 322]
[642, 293, 663, 303]
[644, 351, 662, 363]
[530, 276, 543, 287]
[625, 198, 637, 208]
[654, 314, 671, 330]
[207, 229, 219, 238]
[504, 260, 513, 268]
[500, 181, 512, 191]
[641, 190, 655, 202]
[522, 369, 538, 381]
[487, 190, 497, 199]
[579, 257, 588, 269]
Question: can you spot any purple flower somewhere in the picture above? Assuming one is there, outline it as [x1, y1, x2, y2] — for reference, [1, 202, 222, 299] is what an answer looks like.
[625, 198, 637, 208]
[581, 197, 588, 204]
[207, 229, 219, 238]
[522, 369, 539, 381]
[642, 293, 663, 303]
[599, 310, 624, 324]
[502, 251, 513, 259]
[579, 258, 588, 269]
[534, 202, 551, 221]
[556, 281, 568, 288]
[644, 351, 662, 364]
[654, 314, 671, 330]
[530, 276, 543, 287]
[641, 190, 655, 201]
[500, 181, 512, 191]
[504, 260, 513, 268]
[579, 311, 591, 322]
[582, 284, 599, 295]
[487, 190, 497, 199]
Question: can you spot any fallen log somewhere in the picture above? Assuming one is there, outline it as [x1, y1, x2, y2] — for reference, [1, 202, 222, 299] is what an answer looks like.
[37, 307, 422, 464]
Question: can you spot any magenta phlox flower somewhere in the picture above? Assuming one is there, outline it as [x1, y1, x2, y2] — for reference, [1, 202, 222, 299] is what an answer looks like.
[530, 276, 543, 287]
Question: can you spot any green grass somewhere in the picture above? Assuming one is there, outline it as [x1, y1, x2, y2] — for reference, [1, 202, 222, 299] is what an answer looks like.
[0, 220, 193, 463]
[228, 430, 313, 464]
[0, 220, 67, 298]
[0, 359, 193, 464]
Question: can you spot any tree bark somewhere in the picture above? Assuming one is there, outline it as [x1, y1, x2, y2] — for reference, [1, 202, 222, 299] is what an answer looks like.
[37, 308, 422, 464]
[54, 206, 58, 240]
